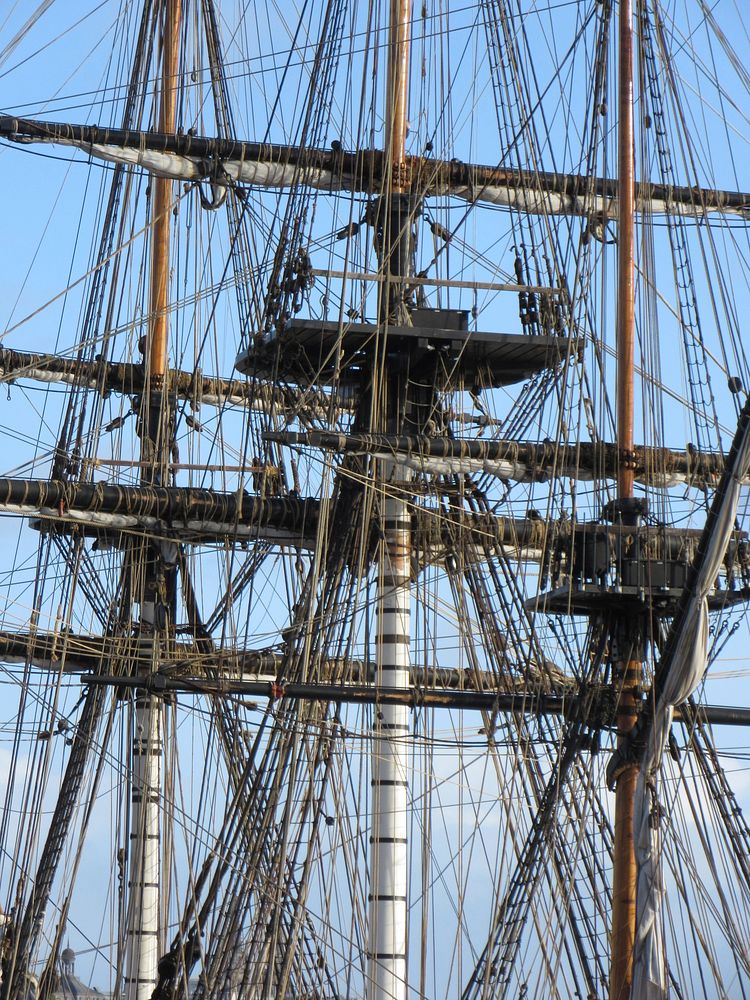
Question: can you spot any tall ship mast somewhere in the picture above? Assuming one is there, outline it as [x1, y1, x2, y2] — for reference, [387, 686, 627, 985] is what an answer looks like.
[2, 2, 750, 998]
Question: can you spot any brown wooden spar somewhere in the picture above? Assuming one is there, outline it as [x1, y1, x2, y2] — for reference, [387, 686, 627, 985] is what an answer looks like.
[148, 0, 181, 390]
[380, 0, 413, 320]
[610, 0, 639, 996]
[387, 0, 410, 186]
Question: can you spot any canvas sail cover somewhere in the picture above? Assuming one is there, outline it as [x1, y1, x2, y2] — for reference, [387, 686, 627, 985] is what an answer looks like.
[631, 402, 750, 998]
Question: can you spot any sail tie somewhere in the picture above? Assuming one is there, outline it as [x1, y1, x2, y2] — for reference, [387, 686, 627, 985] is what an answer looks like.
[196, 156, 230, 210]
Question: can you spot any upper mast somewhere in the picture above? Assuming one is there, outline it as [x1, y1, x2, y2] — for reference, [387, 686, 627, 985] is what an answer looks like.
[146, 0, 181, 467]
[385, 0, 410, 188]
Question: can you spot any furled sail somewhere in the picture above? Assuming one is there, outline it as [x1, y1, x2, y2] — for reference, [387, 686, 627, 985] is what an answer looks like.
[2, 116, 750, 219]
[268, 430, 750, 490]
[630, 395, 750, 998]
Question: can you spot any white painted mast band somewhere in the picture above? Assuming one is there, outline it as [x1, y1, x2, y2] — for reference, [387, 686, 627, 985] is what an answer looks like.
[368, 467, 411, 1000]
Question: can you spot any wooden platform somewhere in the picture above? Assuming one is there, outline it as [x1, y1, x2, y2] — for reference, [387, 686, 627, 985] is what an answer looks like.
[236, 310, 567, 387]
[526, 581, 750, 618]
[525, 520, 750, 618]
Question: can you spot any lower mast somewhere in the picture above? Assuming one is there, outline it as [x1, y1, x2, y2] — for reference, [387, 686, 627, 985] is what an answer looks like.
[367, 3, 412, 998]
[609, 0, 638, 995]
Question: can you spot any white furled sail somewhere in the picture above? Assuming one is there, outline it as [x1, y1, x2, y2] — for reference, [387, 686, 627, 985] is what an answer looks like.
[3, 117, 750, 221]
[631, 398, 750, 998]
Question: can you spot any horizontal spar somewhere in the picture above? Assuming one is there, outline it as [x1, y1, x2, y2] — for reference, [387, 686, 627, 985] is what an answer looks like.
[0, 478, 321, 546]
[81, 673, 750, 730]
[268, 430, 738, 490]
[0, 479, 551, 560]
[0, 628, 565, 693]
[0, 478, 739, 578]
[0, 478, 312, 527]
[2, 117, 749, 219]
[0, 346, 344, 418]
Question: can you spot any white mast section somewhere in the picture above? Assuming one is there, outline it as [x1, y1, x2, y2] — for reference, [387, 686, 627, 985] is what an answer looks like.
[369, 474, 411, 1000]
[125, 686, 163, 1000]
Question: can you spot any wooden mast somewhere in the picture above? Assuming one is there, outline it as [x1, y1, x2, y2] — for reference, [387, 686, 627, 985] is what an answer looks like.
[386, 0, 410, 189]
[367, 2, 412, 999]
[609, 0, 638, 996]
[147, 0, 180, 389]
[125, 3, 181, 999]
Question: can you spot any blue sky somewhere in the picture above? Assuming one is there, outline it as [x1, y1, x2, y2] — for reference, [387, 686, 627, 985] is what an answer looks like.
[2, 2, 750, 995]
